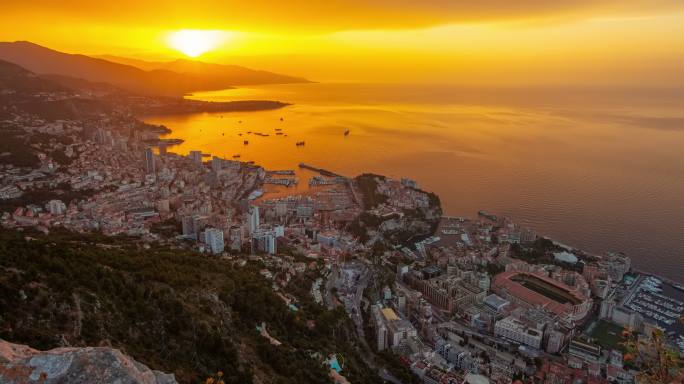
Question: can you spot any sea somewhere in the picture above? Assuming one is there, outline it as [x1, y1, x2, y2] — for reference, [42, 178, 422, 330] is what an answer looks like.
[143, 83, 684, 282]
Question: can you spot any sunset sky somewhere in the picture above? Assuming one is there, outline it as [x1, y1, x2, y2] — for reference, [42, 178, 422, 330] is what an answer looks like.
[1, 0, 684, 84]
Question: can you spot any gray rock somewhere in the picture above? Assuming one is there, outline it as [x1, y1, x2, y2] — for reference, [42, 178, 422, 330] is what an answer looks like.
[0, 339, 178, 384]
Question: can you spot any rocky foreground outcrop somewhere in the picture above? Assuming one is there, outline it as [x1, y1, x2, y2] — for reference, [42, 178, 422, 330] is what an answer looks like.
[0, 339, 177, 384]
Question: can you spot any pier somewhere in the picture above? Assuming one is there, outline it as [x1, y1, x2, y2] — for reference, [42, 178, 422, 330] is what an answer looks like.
[298, 163, 346, 178]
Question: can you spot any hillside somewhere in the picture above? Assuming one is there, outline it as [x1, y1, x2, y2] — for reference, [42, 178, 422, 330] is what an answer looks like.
[0, 59, 110, 121]
[0, 59, 66, 94]
[98, 55, 310, 85]
[0, 42, 307, 96]
[0, 229, 387, 384]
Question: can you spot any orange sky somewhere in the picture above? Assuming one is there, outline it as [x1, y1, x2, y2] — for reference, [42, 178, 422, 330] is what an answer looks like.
[1, 0, 683, 85]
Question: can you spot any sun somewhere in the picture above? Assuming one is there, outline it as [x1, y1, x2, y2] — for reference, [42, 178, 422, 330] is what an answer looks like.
[167, 29, 226, 58]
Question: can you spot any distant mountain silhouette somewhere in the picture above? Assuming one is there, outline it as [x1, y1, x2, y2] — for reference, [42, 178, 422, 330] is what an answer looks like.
[0, 59, 111, 120]
[39, 74, 126, 94]
[0, 42, 308, 96]
[98, 55, 310, 86]
[0, 59, 66, 93]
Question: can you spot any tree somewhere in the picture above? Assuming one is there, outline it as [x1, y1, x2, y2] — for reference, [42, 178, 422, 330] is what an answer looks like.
[622, 328, 683, 384]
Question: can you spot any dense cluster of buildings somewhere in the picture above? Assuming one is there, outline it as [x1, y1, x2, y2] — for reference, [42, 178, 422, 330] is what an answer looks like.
[1, 91, 681, 384]
[363, 212, 682, 384]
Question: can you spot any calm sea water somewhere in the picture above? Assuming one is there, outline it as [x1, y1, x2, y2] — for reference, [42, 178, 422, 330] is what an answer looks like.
[145, 83, 684, 281]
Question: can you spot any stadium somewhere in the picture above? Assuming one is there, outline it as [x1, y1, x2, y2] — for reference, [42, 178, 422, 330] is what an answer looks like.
[493, 270, 592, 322]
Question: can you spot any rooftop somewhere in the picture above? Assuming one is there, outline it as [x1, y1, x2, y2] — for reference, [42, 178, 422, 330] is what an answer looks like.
[381, 307, 399, 321]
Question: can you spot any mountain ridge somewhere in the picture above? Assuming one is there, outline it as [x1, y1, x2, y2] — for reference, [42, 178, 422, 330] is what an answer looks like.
[97, 54, 310, 85]
[0, 41, 308, 96]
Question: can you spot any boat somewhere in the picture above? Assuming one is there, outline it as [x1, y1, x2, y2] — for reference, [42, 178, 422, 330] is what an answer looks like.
[280, 117, 284, 121]
[344, 129, 350, 136]
[275, 128, 282, 131]
[276, 132, 283, 135]
[232, 154, 241, 158]
[222, 133, 225, 136]
[244, 140, 249, 145]
[674, 284, 684, 292]
[296, 141, 306, 146]
[642, 286, 663, 293]
[239, 120, 243, 123]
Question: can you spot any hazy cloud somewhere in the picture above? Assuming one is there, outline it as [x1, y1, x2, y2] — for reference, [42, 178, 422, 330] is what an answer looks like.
[5, 0, 684, 31]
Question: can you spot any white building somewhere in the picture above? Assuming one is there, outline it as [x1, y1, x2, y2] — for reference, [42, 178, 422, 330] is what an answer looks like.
[144, 148, 155, 174]
[494, 316, 543, 349]
[229, 226, 243, 251]
[316, 231, 337, 248]
[47, 199, 66, 215]
[248, 206, 260, 234]
[211, 156, 222, 172]
[204, 228, 225, 255]
[371, 306, 417, 351]
[189, 150, 203, 166]
[251, 229, 276, 254]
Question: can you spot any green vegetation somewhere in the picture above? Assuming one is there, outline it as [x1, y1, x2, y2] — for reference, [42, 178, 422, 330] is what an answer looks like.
[426, 192, 441, 211]
[354, 174, 387, 209]
[588, 320, 626, 352]
[510, 238, 584, 271]
[0, 122, 77, 168]
[0, 228, 384, 384]
[622, 328, 683, 383]
[0, 124, 40, 167]
[0, 183, 100, 213]
[149, 218, 182, 238]
[509, 237, 559, 264]
[377, 352, 421, 384]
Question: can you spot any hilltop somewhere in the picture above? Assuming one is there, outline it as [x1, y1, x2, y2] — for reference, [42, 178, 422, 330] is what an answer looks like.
[98, 55, 310, 86]
[0, 42, 308, 97]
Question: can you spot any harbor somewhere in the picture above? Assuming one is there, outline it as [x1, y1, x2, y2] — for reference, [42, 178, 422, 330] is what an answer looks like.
[622, 274, 684, 333]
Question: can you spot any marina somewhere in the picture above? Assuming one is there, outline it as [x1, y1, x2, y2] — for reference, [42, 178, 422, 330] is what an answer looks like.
[309, 175, 348, 186]
[263, 177, 298, 187]
[623, 275, 684, 327]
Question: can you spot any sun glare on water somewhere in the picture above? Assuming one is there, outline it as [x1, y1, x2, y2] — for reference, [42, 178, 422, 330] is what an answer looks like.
[167, 29, 227, 58]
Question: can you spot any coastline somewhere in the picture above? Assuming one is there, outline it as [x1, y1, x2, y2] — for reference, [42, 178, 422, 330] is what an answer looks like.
[140, 83, 684, 282]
